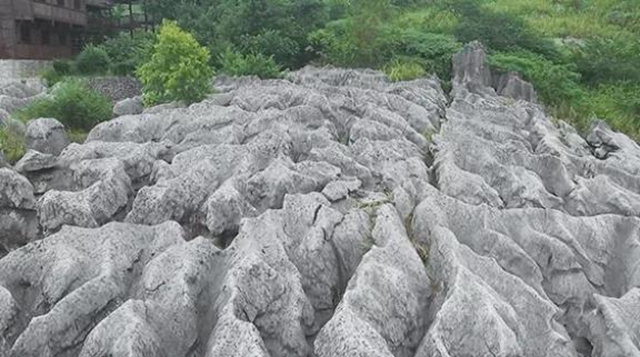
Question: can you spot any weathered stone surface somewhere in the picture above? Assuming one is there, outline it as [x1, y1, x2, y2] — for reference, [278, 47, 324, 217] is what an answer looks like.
[315, 204, 430, 357]
[321, 178, 361, 201]
[24, 118, 69, 156]
[586, 289, 640, 357]
[38, 158, 132, 235]
[14, 150, 57, 173]
[0, 108, 10, 127]
[494, 71, 538, 102]
[0, 81, 46, 114]
[1, 45, 640, 357]
[113, 96, 143, 116]
[0, 168, 38, 258]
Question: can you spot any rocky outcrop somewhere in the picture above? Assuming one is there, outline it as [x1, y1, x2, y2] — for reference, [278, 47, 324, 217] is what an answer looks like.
[113, 96, 143, 116]
[0, 168, 38, 259]
[0, 81, 47, 114]
[1, 42, 640, 357]
[24, 118, 69, 156]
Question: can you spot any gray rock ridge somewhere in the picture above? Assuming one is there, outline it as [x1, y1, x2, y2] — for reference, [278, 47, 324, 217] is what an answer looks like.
[1, 43, 640, 357]
[0, 168, 38, 259]
[112, 96, 143, 117]
[0, 81, 47, 114]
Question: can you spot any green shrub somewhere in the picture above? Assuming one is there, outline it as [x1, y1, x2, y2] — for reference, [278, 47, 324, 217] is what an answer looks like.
[219, 50, 283, 79]
[0, 124, 25, 164]
[396, 31, 461, 80]
[76, 45, 111, 75]
[137, 20, 214, 106]
[308, 24, 358, 66]
[384, 59, 426, 81]
[15, 80, 112, 131]
[40, 67, 63, 88]
[102, 32, 154, 75]
[111, 60, 137, 76]
[570, 37, 640, 85]
[489, 50, 583, 109]
[309, 0, 398, 68]
[52, 59, 73, 75]
[450, 0, 557, 56]
[237, 30, 301, 69]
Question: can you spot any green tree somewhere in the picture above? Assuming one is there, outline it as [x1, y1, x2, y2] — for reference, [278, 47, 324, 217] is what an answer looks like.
[137, 20, 214, 105]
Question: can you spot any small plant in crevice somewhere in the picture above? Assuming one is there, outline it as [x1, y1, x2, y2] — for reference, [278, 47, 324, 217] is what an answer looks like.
[0, 124, 25, 164]
[357, 198, 391, 214]
[384, 59, 426, 82]
[422, 128, 436, 143]
[413, 242, 429, 265]
[337, 132, 350, 145]
[361, 236, 374, 252]
[404, 212, 429, 265]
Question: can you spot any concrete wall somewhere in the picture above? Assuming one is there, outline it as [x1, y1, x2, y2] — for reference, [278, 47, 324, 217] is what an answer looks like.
[0, 59, 50, 84]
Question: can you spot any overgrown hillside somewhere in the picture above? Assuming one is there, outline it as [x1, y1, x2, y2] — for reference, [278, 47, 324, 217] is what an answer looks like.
[139, 0, 639, 139]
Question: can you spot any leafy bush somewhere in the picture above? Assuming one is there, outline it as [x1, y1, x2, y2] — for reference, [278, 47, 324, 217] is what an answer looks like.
[75, 45, 111, 75]
[309, 1, 398, 68]
[308, 23, 358, 66]
[237, 30, 301, 69]
[489, 50, 583, 108]
[450, 0, 556, 56]
[15, 80, 112, 131]
[0, 124, 25, 164]
[384, 59, 426, 81]
[570, 37, 640, 85]
[52, 59, 73, 75]
[102, 32, 154, 75]
[40, 67, 63, 88]
[396, 31, 461, 80]
[137, 21, 214, 106]
[219, 50, 283, 79]
[111, 60, 137, 76]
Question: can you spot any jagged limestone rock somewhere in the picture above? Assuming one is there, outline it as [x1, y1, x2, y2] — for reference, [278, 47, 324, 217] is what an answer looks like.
[112, 96, 143, 116]
[0, 168, 38, 258]
[24, 118, 69, 156]
[0, 47, 639, 357]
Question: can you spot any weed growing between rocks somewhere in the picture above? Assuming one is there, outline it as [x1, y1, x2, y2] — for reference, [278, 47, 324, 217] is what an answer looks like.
[15, 80, 112, 132]
[0, 125, 25, 164]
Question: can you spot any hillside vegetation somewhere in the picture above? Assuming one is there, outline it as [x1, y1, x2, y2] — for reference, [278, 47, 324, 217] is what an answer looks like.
[49, 0, 640, 139]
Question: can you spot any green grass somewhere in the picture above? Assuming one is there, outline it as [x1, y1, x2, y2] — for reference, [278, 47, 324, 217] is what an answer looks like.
[394, 8, 459, 34]
[384, 59, 426, 81]
[487, 0, 640, 39]
[0, 125, 25, 164]
[67, 130, 88, 144]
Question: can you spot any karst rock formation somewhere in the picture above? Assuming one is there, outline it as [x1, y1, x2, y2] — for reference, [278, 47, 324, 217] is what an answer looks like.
[1, 42, 640, 357]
